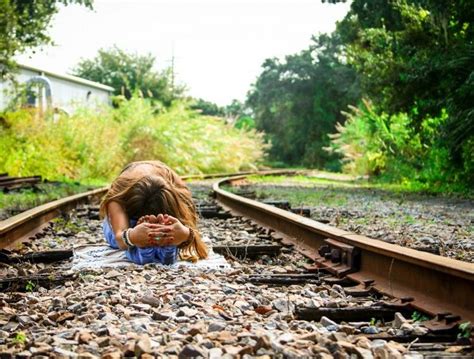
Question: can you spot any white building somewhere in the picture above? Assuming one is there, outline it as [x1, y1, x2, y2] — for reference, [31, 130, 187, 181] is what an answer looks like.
[0, 63, 114, 114]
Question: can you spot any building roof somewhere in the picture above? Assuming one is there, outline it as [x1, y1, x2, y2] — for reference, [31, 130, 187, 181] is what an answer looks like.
[19, 63, 115, 92]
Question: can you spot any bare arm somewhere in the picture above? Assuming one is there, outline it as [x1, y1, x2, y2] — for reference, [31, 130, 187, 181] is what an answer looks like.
[107, 201, 130, 250]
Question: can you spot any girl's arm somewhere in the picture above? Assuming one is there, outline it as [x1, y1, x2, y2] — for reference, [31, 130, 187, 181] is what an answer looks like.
[107, 201, 130, 250]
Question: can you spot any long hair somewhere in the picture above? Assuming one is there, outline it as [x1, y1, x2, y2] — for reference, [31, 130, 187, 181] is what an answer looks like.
[100, 162, 208, 261]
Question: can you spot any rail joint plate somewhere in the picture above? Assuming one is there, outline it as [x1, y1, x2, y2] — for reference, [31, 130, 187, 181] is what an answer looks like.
[315, 238, 360, 277]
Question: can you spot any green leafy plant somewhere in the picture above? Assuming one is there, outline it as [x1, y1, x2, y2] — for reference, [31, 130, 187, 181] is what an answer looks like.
[25, 280, 35, 292]
[51, 217, 83, 234]
[327, 101, 471, 195]
[411, 311, 429, 322]
[12, 331, 27, 345]
[458, 322, 472, 339]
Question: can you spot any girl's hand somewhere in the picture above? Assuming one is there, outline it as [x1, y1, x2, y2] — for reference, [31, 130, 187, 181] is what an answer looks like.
[128, 222, 172, 248]
[146, 215, 190, 246]
[137, 215, 152, 225]
[137, 214, 164, 225]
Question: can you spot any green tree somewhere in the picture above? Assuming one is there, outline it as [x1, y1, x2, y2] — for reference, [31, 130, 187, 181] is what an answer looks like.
[234, 116, 255, 130]
[73, 46, 181, 107]
[190, 98, 225, 116]
[0, 0, 93, 78]
[335, 0, 474, 165]
[224, 99, 246, 120]
[224, 99, 256, 129]
[247, 33, 360, 168]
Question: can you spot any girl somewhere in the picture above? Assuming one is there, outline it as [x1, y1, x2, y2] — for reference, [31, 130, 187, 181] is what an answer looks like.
[99, 161, 208, 264]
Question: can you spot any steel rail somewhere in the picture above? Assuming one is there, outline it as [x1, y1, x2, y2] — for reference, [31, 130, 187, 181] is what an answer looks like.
[0, 175, 42, 190]
[213, 175, 474, 322]
[0, 169, 298, 250]
[0, 187, 108, 249]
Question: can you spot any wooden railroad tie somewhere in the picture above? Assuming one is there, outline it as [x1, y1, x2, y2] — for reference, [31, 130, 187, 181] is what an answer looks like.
[212, 244, 283, 259]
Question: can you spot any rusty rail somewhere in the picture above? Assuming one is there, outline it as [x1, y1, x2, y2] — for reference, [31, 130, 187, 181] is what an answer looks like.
[213, 175, 474, 323]
[0, 187, 108, 249]
[0, 175, 42, 190]
[0, 170, 298, 250]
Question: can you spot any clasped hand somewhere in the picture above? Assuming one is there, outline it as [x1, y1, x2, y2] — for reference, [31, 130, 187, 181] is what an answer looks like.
[129, 214, 190, 248]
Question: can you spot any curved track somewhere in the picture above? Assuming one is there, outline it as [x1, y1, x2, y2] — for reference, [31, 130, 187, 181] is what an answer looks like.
[0, 170, 297, 250]
[213, 175, 474, 325]
[1, 170, 472, 327]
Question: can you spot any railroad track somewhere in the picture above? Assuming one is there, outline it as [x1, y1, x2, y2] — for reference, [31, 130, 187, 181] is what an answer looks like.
[0, 171, 472, 357]
[0, 173, 42, 191]
[213, 176, 474, 322]
[0, 170, 296, 250]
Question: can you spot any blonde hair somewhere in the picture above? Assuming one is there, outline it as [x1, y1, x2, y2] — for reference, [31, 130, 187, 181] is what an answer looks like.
[100, 161, 208, 262]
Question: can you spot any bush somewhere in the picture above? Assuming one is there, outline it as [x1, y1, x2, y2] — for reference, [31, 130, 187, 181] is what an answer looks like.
[0, 97, 267, 183]
[327, 100, 471, 192]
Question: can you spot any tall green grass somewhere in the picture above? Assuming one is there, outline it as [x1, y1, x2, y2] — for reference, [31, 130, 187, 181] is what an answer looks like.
[0, 97, 267, 183]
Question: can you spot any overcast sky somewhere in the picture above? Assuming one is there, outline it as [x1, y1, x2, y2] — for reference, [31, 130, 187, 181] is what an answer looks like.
[17, 0, 351, 106]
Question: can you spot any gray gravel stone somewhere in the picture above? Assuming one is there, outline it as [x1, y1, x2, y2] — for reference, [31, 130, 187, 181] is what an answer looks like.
[362, 326, 379, 334]
[320, 316, 338, 328]
[393, 312, 407, 329]
[178, 344, 207, 358]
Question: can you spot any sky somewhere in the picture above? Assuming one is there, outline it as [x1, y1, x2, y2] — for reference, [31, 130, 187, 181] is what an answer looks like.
[17, 0, 351, 106]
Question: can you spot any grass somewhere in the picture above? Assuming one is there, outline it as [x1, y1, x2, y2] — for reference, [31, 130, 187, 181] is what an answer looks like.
[255, 187, 348, 207]
[224, 182, 348, 208]
[0, 182, 95, 219]
[225, 173, 473, 229]
[12, 331, 27, 346]
[246, 174, 474, 199]
[51, 216, 86, 234]
[249, 173, 358, 186]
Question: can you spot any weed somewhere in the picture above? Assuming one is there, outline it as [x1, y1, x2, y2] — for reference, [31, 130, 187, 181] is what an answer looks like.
[458, 322, 472, 339]
[25, 280, 35, 292]
[354, 217, 370, 225]
[0, 182, 94, 219]
[295, 258, 310, 267]
[411, 311, 429, 322]
[12, 331, 27, 345]
[237, 185, 348, 209]
[51, 217, 86, 236]
[79, 272, 97, 282]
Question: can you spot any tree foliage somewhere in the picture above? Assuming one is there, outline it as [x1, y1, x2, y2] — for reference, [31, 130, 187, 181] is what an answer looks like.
[73, 46, 180, 107]
[248, 0, 473, 189]
[190, 98, 225, 116]
[337, 0, 474, 161]
[190, 98, 256, 130]
[0, 0, 93, 78]
[247, 33, 360, 168]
